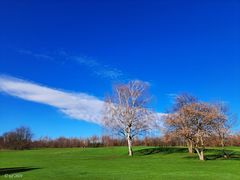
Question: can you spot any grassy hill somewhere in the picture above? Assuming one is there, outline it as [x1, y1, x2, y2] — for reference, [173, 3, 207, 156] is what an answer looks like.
[0, 147, 240, 179]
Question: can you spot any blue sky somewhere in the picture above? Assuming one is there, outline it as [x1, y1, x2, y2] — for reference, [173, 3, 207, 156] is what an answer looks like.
[0, 0, 239, 138]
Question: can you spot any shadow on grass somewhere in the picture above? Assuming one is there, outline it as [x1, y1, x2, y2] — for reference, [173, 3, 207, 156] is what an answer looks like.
[206, 150, 240, 161]
[135, 147, 240, 161]
[135, 147, 188, 156]
[183, 149, 240, 161]
[0, 167, 41, 176]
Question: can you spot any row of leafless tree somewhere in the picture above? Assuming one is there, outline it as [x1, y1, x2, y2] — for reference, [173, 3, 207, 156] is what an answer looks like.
[1, 128, 239, 150]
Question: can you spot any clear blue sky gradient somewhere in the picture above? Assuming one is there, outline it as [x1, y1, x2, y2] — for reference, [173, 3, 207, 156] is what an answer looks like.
[0, 0, 239, 138]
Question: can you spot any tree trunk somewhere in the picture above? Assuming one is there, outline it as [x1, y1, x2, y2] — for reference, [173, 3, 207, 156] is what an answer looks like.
[199, 150, 204, 161]
[196, 136, 205, 161]
[221, 138, 224, 149]
[186, 140, 193, 154]
[220, 133, 225, 150]
[127, 133, 133, 156]
[195, 148, 205, 161]
[221, 136, 229, 159]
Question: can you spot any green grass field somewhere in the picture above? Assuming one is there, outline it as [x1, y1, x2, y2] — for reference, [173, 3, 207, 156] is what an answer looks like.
[1, 147, 240, 179]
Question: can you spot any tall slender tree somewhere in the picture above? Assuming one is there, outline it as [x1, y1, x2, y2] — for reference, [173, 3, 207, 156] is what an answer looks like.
[103, 80, 155, 156]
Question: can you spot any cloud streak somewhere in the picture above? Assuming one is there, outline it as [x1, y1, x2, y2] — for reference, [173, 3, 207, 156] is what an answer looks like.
[18, 49, 54, 61]
[0, 75, 164, 128]
[0, 75, 104, 125]
[18, 49, 125, 80]
[72, 55, 124, 80]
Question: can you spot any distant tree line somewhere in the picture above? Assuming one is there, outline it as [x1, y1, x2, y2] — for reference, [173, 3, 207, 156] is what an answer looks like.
[0, 127, 240, 150]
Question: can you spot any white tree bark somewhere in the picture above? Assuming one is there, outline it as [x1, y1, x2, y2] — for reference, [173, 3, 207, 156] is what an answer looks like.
[186, 140, 193, 154]
[127, 132, 133, 156]
[195, 148, 205, 161]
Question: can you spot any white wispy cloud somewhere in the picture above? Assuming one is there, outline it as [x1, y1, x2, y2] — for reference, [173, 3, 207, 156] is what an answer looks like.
[72, 55, 124, 80]
[18, 49, 54, 61]
[0, 75, 104, 125]
[18, 49, 125, 80]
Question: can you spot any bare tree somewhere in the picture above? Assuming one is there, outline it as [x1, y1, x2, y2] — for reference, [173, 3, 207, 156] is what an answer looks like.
[2, 126, 33, 150]
[103, 80, 155, 156]
[164, 111, 195, 154]
[165, 94, 230, 161]
[178, 102, 226, 161]
[212, 102, 236, 158]
[185, 103, 222, 160]
[165, 93, 198, 154]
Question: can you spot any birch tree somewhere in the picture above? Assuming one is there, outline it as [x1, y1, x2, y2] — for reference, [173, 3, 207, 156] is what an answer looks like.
[103, 80, 155, 156]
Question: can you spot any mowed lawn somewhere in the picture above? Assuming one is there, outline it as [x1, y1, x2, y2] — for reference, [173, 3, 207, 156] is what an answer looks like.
[0, 147, 240, 179]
